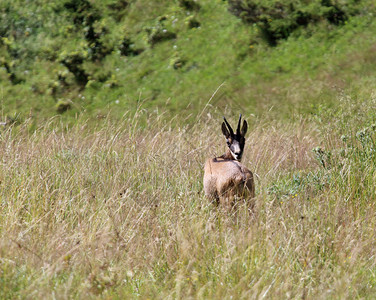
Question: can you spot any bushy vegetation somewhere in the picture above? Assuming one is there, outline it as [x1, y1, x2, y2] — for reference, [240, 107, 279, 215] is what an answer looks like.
[228, 0, 366, 45]
[2, 0, 376, 298]
[0, 0, 375, 124]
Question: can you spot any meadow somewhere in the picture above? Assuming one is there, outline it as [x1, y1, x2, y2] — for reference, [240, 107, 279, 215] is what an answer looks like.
[2, 96, 376, 298]
[2, 0, 376, 298]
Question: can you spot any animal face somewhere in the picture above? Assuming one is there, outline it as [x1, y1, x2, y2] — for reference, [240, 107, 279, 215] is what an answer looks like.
[225, 135, 245, 160]
[221, 115, 248, 161]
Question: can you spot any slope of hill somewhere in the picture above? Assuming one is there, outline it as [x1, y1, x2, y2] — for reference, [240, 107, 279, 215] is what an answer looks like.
[1, 0, 376, 125]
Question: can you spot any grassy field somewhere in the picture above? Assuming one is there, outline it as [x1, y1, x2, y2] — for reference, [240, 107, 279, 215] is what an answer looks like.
[2, 95, 376, 298]
[2, 0, 376, 298]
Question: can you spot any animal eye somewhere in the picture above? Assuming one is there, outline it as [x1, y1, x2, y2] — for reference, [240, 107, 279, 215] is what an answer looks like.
[226, 141, 231, 146]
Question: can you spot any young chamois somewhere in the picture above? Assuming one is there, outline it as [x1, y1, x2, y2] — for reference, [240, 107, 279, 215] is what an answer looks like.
[203, 115, 255, 209]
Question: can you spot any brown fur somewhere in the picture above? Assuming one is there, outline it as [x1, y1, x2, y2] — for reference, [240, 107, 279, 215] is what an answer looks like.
[204, 149, 255, 210]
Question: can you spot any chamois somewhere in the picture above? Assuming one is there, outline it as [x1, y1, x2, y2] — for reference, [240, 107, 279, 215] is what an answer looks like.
[203, 114, 255, 209]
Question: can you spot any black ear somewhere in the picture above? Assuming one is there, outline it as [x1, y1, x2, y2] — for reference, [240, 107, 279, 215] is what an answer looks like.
[222, 122, 230, 138]
[236, 114, 242, 135]
[223, 116, 234, 137]
[241, 120, 248, 136]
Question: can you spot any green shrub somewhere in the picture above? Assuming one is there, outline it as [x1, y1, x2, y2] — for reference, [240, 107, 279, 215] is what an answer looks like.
[107, 0, 129, 21]
[316, 124, 376, 202]
[228, 0, 355, 46]
[170, 56, 186, 70]
[185, 16, 201, 29]
[0, 58, 23, 84]
[55, 100, 71, 113]
[268, 171, 330, 201]
[64, 0, 112, 61]
[64, 0, 100, 27]
[147, 28, 177, 47]
[311, 94, 376, 204]
[146, 15, 178, 47]
[59, 52, 89, 86]
[179, 0, 201, 11]
[119, 37, 143, 56]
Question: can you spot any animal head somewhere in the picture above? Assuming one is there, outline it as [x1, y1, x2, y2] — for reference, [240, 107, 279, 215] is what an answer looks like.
[221, 114, 248, 161]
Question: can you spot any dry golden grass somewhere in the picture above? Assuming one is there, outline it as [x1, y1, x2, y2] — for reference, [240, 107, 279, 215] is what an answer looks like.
[1, 109, 376, 299]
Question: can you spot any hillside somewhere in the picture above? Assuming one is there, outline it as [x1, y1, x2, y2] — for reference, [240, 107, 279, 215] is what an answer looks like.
[2, 0, 376, 299]
[1, 0, 376, 125]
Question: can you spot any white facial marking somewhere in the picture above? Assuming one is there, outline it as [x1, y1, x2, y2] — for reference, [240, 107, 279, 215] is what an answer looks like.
[232, 143, 241, 154]
[230, 150, 238, 160]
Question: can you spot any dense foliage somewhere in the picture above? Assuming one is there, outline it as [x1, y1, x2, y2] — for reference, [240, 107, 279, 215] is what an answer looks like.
[228, 0, 367, 45]
[0, 0, 375, 125]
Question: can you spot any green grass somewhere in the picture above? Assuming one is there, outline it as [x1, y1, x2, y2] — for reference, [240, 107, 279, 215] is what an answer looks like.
[1, 0, 376, 124]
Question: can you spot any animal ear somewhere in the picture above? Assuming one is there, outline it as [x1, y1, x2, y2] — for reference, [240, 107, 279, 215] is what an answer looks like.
[222, 122, 230, 138]
[223, 116, 234, 137]
[236, 114, 242, 135]
[241, 120, 248, 136]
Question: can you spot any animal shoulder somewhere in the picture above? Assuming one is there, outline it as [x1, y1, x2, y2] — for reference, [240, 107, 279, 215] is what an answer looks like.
[205, 156, 247, 174]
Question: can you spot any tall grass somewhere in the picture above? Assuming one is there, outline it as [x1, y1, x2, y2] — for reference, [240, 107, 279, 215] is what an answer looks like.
[1, 103, 376, 299]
